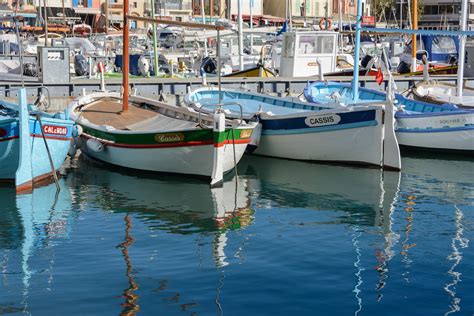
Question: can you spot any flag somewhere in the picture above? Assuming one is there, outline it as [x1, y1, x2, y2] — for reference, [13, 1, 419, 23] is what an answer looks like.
[375, 68, 383, 85]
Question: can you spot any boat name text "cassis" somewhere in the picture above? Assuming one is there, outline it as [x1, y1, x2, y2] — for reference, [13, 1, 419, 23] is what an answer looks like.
[154, 133, 185, 143]
[304, 114, 341, 127]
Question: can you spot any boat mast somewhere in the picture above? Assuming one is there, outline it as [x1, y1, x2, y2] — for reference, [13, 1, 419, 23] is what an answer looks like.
[457, 0, 468, 97]
[123, 0, 130, 111]
[151, 0, 159, 77]
[44, 0, 49, 47]
[200, 0, 208, 56]
[411, 0, 417, 72]
[237, 0, 244, 71]
[351, 0, 363, 101]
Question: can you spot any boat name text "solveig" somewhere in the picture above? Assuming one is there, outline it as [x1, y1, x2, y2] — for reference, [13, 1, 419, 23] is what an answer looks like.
[305, 114, 341, 127]
[43, 125, 68, 135]
[154, 133, 185, 143]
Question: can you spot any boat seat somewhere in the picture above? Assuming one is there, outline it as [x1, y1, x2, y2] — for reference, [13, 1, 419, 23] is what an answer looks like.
[125, 114, 198, 131]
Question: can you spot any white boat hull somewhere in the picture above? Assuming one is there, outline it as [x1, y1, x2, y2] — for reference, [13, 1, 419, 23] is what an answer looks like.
[254, 124, 384, 166]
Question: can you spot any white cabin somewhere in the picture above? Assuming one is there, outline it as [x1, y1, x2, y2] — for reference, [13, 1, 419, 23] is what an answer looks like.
[280, 31, 337, 77]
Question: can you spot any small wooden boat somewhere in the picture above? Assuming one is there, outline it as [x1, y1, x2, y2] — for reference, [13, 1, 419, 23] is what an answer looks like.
[186, 87, 400, 170]
[68, 91, 257, 186]
[224, 64, 276, 78]
[412, 81, 474, 109]
[304, 82, 474, 154]
[0, 88, 74, 192]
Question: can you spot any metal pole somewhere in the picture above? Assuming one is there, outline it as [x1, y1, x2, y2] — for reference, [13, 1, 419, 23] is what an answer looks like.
[201, 0, 209, 56]
[250, 0, 253, 54]
[44, 0, 49, 47]
[237, 0, 244, 70]
[351, 0, 363, 101]
[457, 0, 468, 97]
[325, 0, 328, 30]
[411, 0, 417, 72]
[339, 0, 343, 50]
[123, 0, 130, 111]
[289, 0, 292, 31]
[105, 0, 109, 34]
[400, 0, 403, 29]
[217, 29, 222, 103]
[151, 0, 159, 77]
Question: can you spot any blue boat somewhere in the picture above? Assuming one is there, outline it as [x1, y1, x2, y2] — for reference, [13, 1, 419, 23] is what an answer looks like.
[0, 88, 75, 192]
[185, 87, 401, 170]
[304, 81, 474, 154]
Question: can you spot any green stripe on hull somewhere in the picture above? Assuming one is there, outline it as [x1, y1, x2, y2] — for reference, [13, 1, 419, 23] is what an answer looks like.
[81, 124, 252, 146]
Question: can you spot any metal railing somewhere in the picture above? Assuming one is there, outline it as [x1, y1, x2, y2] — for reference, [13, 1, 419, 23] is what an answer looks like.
[0, 86, 52, 109]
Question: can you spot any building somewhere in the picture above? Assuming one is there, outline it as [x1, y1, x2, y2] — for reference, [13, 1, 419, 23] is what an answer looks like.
[264, 0, 332, 21]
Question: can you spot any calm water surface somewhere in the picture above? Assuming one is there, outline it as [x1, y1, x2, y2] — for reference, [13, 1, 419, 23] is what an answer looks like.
[0, 154, 473, 315]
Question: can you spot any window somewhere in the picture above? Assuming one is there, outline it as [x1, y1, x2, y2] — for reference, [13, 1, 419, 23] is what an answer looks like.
[133, 2, 137, 8]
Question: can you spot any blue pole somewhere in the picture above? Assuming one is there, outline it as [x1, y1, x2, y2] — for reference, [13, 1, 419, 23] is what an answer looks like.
[15, 88, 33, 192]
[351, 0, 363, 101]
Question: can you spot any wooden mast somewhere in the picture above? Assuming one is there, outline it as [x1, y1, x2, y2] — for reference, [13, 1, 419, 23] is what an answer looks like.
[411, 0, 418, 72]
[123, 0, 130, 111]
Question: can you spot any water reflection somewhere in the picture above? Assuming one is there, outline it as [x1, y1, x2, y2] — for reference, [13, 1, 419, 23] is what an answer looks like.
[0, 180, 73, 314]
[0, 151, 471, 315]
[118, 214, 140, 316]
[444, 206, 469, 316]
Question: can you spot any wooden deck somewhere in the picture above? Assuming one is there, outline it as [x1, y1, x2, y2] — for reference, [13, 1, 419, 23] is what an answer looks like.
[80, 98, 158, 130]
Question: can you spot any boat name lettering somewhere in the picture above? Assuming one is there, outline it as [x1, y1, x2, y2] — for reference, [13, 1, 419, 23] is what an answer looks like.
[305, 114, 341, 127]
[438, 118, 467, 125]
[240, 129, 253, 139]
[0, 128, 6, 137]
[155, 133, 185, 143]
[43, 125, 68, 135]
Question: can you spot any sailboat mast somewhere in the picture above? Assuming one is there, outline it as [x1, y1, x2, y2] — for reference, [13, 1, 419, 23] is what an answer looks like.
[237, 0, 244, 71]
[411, 0, 417, 72]
[457, 0, 468, 97]
[123, 0, 130, 111]
[44, 0, 49, 47]
[151, 0, 159, 77]
[351, 0, 363, 101]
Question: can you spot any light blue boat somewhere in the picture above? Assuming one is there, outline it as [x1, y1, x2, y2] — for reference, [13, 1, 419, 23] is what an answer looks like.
[0, 88, 74, 192]
[186, 87, 400, 170]
[304, 82, 474, 154]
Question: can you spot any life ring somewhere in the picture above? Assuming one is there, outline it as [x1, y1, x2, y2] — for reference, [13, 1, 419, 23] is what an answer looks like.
[319, 18, 332, 30]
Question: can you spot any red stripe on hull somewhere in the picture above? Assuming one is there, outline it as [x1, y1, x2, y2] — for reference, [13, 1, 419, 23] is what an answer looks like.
[0, 134, 71, 143]
[0, 136, 19, 142]
[16, 171, 61, 194]
[214, 139, 251, 148]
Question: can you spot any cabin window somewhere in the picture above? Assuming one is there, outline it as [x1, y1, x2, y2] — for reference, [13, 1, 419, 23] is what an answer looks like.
[297, 35, 335, 55]
[432, 37, 457, 55]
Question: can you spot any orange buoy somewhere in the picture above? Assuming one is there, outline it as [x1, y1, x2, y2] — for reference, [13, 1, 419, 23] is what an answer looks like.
[319, 18, 332, 30]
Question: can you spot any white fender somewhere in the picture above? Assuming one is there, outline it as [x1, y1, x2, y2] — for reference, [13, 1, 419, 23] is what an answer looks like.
[86, 138, 104, 153]
[68, 140, 77, 158]
[247, 122, 262, 154]
[210, 112, 226, 188]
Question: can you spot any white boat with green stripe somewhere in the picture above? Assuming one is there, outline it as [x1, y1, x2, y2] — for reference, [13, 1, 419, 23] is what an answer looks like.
[68, 91, 257, 186]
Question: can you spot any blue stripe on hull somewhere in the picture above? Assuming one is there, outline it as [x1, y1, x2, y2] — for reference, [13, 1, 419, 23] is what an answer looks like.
[261, 109, 377, 130]
[262, 120, 378, 135]
[396, 126, 474, 133]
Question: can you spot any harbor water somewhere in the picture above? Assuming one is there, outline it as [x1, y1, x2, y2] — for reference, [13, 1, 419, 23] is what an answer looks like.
[1, 154, 473, 315]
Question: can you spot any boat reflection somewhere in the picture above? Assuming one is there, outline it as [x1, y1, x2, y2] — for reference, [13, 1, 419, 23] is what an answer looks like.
[68, 156, 255, 237]
[0, 180, 74, 314]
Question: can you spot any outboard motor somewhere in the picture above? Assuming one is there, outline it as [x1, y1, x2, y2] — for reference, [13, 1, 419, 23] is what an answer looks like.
[397, 60, 411, 74]
[23, 63, 37, 77]
[138, 55, 150, 76]
[360, 54, 373, 68]
[74, 54, 89, 76]
[200, 56, 217, 76]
